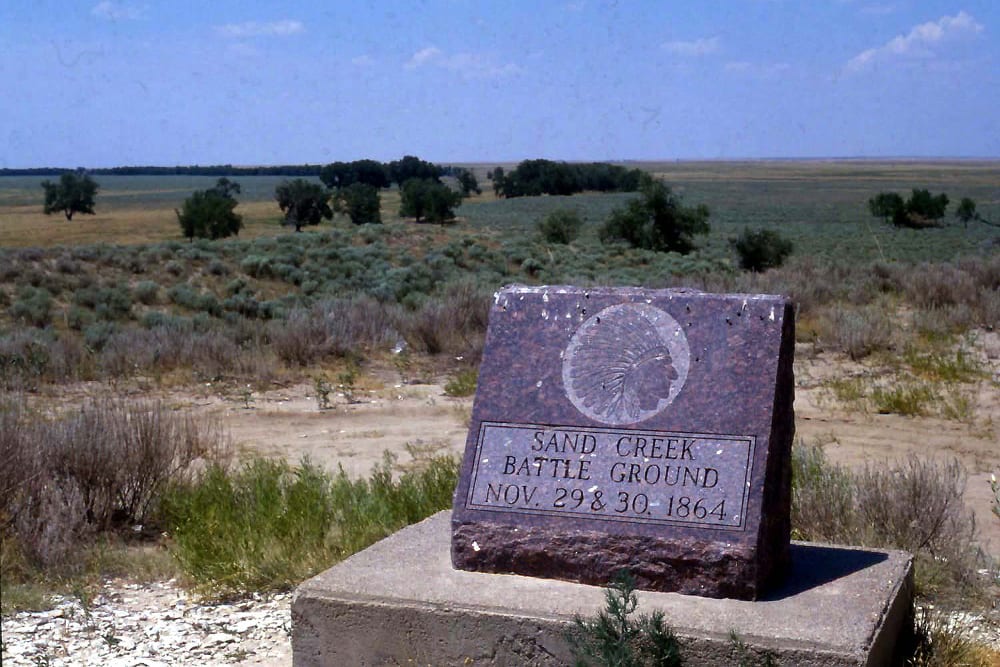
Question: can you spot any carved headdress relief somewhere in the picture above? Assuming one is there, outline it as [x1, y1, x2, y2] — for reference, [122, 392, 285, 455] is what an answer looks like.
[562, 303, 689, 425]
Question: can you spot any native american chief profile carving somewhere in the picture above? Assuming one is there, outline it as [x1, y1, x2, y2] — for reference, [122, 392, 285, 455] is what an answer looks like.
[562, 303, 690, 425]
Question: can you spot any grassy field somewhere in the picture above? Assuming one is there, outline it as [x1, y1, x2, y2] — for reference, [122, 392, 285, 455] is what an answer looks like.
[2, 161, 997, 256]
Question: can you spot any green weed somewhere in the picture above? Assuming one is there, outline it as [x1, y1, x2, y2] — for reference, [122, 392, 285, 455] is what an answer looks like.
[159, 453, 457, 597]
[566, 570, 681, 667]
[870, 381, 937, 416]
[903, 344, 986, 383]
[822, 376, 867, 409]
[444, 367, 478, 397]
[313, 375, 333, 410]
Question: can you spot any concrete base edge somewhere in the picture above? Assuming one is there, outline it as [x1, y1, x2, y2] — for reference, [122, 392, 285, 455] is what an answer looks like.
[292, 511, 914, 666]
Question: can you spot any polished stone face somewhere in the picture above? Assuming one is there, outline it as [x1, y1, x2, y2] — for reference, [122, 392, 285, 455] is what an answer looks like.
[451, 285, 796, 600]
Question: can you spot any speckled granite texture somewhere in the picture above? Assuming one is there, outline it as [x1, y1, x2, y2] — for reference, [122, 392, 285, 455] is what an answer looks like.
[452, 285, 795, 600]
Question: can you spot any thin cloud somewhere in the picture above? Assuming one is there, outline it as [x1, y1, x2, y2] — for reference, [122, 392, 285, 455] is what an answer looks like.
[216, 20, 304, 38]
[724, 61, 791, 76]
[352, 55, 375, 67]
[405, 47, 443, 69]
[846, 11, 983, 71]
[662, 37, 720, 57]
[404, 46, 519, 79]
[859, 4, 898, 16]
[91, 1, 145, 20]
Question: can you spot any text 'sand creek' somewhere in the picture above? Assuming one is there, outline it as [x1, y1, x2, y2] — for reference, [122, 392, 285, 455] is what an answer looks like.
[465, 423, 755, 530]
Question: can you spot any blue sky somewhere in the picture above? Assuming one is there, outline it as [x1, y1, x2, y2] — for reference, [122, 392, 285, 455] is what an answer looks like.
[1, 0, 997, 167]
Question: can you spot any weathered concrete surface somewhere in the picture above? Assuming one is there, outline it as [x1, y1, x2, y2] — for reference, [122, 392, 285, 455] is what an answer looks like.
[293, 511, 913, 666]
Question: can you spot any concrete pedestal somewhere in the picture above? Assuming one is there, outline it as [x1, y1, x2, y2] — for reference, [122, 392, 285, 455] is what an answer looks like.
[292, 511, 913, 666]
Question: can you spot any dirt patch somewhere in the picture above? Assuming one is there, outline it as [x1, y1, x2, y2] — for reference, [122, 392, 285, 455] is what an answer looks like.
[153, 349, 999, 561]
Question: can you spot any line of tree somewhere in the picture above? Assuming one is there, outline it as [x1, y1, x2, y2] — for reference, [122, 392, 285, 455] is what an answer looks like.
[10, 165, 325, 177]
[868, 189, 950, 228]
[318, 155, 458, 190]
[489, 160, 644, 198]
[318, 156, 470, 226]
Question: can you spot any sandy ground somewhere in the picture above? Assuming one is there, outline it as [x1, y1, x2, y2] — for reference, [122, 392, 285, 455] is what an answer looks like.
[7, 343, 998, 667]
[158, 342, 1000, 562]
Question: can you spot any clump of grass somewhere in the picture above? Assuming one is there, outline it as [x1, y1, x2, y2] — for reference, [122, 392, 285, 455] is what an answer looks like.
[903, 344, 987, 384]
[870, 382, 937, 416]
[566, 570, 681, 667]
[444, 367, 478, 397]
[1, 395, 226, 613]
[0, 396, 229, 574]
[907, 607, 999, 667]
[159, 452, 457, 597]
[822, 376, 867, 410]
[792, 444, 993, 606]
[313, 375, 333, 410]
[818, 303, 894, 360]
[822, 336, 989, 422]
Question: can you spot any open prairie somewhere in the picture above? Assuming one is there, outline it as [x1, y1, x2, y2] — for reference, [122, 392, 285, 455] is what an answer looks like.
[2, 160, 998, 614]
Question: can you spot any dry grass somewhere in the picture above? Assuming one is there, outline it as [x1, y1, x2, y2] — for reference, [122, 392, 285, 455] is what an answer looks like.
[0, 201, 291, 248]
[792, 444, 995, 606]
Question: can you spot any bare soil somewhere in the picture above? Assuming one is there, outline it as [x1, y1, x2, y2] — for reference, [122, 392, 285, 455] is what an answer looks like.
[142, 343, 1000, 562]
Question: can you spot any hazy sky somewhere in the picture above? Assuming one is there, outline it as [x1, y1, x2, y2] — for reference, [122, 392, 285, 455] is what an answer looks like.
[2, 1, 998, 167]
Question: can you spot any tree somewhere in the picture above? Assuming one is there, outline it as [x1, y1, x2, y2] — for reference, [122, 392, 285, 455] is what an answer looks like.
[868, 189, 950, 228]
[275, 179, 332, 231]
[599, 176, 709, 254]
[334, 183, 382, 225]
[452, 167, 481, 196]
[319, 159, 389, 190]
[731, 228, 793, 272]
[538, 209, 583, 244]
[868, 192, 904, 225]
[211, 176, 241, 199]
[955, 197, 977, 227]
[905, 188, 948, 226]
[388, 155, 443, 186]
[41, 172, 99, 220]
[399, 178, 462, 224]
[175, 177, 243, 241]
[489, 167, 506, 197]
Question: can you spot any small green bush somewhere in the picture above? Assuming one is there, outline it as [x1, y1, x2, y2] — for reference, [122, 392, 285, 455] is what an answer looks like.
[444, 368, 478, 397]
[731, 228, 793, 272]
[870, 381, 937, 416]
[567, 570, 681, 667]
[538, 209, 583, 244]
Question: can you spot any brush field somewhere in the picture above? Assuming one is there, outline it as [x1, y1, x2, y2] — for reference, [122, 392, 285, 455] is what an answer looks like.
[1, 161, 998, 646]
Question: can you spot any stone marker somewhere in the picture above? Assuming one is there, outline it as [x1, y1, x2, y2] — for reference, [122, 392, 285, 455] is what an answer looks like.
[451, 285, 795, 600]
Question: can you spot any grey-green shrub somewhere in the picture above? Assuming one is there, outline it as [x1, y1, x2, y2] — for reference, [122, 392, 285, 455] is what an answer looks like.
[133, 280, 161, 305]
[538, 209, 583, 244]
[792, 445, 990, 605]
[1, 396, 227, 572]
[731, 227, 794, 272]
[9, 287, 52, 328]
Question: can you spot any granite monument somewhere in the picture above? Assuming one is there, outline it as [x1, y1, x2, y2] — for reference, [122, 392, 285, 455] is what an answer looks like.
[451, 285, 795, 600]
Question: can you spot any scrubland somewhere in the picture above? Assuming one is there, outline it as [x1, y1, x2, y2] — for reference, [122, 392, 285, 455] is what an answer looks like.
[1, 161, 998, 664]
